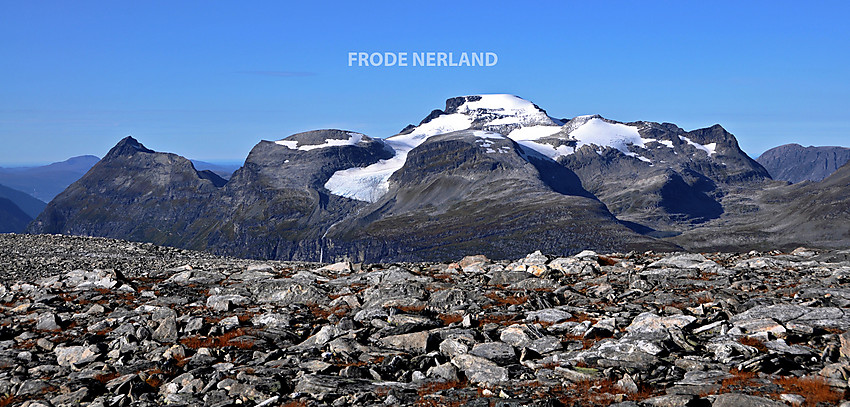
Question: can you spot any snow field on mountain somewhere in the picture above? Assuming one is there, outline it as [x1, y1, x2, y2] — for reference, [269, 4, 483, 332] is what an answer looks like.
[275, 132, 365, 151]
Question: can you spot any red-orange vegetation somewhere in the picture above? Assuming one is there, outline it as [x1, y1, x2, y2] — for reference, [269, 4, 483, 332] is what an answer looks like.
[773, 376, 844, 406]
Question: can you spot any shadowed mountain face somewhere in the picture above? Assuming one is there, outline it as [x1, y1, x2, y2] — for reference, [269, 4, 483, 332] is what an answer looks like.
[320, 130, 670, 261]
[558, 122, 769, 230]
[25, 95, 850, 261]
[757, 143, 850, 183]
[0, 155, 100, 202]
[0, 197, 31, 233]
[28, 137, 226, 247]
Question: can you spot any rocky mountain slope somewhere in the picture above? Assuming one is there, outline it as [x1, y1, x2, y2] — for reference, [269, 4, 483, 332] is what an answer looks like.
[3, 234, 850, 406]
[668, 159, 850, 253]
[26, 95, 850, 262]
[29, 137, 226, 247]
[757, 144, 850, 183]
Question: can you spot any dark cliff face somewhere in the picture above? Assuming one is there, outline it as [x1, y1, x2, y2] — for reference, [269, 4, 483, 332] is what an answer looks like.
[757, 143, 850, 183]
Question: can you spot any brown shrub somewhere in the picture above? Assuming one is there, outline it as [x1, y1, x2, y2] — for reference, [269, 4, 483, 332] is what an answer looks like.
[0, 395, 18, 407]
[562, 334, 597, 350]
[437, 313, 463, 325]
[483, 292, 529, 306]
[774, 376, 844, 406]
[93, 371, 121, 383]
[417, 379, 469, 396]
[478, 313, 519, 326]
[179, 328, 255, 350]
[721, 368, 759, 389]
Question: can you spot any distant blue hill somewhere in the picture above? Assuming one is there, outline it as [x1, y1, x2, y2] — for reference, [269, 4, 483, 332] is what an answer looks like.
[0, 155, 100, 202]
[0, 183, 46, 218]
[0, 197, 31, 233]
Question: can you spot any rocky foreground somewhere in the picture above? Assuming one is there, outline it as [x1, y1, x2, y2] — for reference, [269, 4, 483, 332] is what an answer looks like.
[3, 235, 850, 406]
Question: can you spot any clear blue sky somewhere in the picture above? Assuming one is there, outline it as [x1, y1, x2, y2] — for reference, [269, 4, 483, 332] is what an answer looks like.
[2, 0, 848, 165]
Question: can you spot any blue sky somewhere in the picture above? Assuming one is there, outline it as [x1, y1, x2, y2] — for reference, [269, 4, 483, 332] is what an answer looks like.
[2, 0, 848, 165]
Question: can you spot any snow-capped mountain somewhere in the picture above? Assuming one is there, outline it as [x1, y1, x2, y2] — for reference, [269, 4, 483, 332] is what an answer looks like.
[308, 95, 767, 231]
[318, 94, 731, 205]
[37, 94, 841, 263]
[324, 95, 563, 202]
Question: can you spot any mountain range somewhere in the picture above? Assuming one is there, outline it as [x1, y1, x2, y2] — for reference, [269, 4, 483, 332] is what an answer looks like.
[25, 95, 850, 262]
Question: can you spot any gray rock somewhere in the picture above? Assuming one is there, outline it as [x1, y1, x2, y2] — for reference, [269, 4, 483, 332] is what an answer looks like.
[451, 354, 508, 384]
[642, 394, 696, 407]
[16, 379, 52, 396]
[152, 316, 178, 342]
[525, 308, 572, 324]
[470, 342, 517, 365]
[206, 294, 248, 311]
[35, 312, 62, 331]
[379, 331, 432, 354]
[711, 393, 786, 407]
[54, 345, 102, 368]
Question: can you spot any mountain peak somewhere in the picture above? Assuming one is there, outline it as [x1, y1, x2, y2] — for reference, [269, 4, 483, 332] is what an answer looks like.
[105, 136, 155, 159]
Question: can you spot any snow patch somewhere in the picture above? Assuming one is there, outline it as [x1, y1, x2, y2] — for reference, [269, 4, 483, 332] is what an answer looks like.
[507, 125, 562, 141]
[461, 94, 561, 126]
[569, 118, 646, 156]
[324, 116, 478, 202]
[276, 140, 298, 149]
[473, 130, 504, 140]
[515, 140, 575, 160]
[276, 132, 365, 151]
[679, 136, 717, 156]
[324, 153, 407, 202]
[389, 114, 473, 150]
